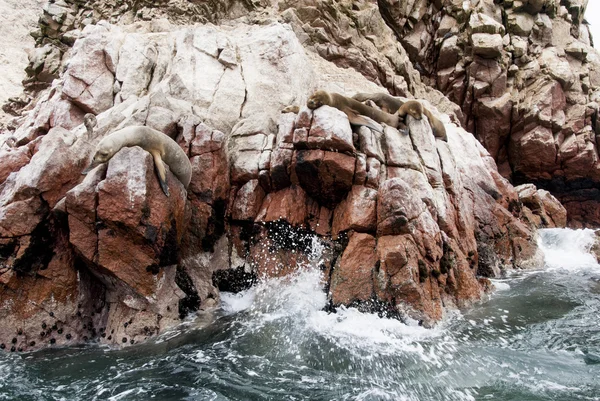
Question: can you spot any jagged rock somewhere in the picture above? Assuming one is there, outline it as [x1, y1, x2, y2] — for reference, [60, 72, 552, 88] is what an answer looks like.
[516, 183, 567, 228]
[507, 12, 536, 36]
[231, 179, 266, 221]
[330, 232, 377, 306]
[304, 106, 355, 153]
[0, 144, 32, 184]
[331, 185, 377, 238]
[472, 33, 504, 58]
[470, 13, 505, 35]
[294, 150, 355, 208]
[376, 0, 599, 226]
[510, 127, 557, 177]
[0, 1, 570, 351]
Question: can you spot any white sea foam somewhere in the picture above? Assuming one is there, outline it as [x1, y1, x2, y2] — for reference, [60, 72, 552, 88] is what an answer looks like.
[220, 289, 256, 314]
[538, 228, 599, 270]
[220, 264, 447, 368]
[490, 280, 511, 291]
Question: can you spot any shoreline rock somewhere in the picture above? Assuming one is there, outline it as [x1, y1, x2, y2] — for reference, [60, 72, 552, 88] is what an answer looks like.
[0, 3, 573, 351]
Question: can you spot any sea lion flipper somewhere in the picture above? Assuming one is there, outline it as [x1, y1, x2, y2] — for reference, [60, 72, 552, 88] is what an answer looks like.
[151, 151, 170, 197]
[397, 122, 409, 136]
[343, 107, 384, 134]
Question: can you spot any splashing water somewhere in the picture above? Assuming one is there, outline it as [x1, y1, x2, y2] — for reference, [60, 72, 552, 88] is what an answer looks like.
[0, 229, 599, 400]
[538, 228, 599, 270]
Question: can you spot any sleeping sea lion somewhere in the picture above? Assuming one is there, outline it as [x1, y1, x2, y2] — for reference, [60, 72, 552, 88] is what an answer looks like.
[352, 93, 448, 141]
[405, 102, 448, 142]
[352, 92, 403, 114]
[307, 90, 400, 133]
[83, 126, 192, 196]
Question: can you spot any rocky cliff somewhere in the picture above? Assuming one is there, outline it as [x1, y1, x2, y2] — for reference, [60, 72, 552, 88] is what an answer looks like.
[376, 0, 600, 227]
[0, 0, 571, 351]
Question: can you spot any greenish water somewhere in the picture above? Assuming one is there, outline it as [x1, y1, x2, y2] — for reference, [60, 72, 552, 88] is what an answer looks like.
[1, 228, 599, 401]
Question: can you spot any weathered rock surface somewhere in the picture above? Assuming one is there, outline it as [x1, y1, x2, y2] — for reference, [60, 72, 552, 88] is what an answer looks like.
[0, 0, 570, 350]
[376, 0, 600, 227]
[0, 0, 43, 127]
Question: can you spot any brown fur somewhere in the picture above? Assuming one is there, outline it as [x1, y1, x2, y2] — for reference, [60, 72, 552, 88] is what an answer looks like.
[421, 107, 448, 142]
[353, 93, 447, 141]
[83, 126, 192, 196]
[307, 91, 399, 133]
[352, 92, 404, 114]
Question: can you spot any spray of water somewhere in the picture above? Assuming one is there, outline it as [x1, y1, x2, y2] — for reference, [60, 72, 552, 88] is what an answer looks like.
[538, 228, 599, 270]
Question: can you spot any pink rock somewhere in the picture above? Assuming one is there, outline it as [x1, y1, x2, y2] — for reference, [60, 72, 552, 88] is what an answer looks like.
[330, 232, 377, 305]
[474, 93, 513, 159]
[190, 124, 225, 157]
[0, 197, 44, 237]
[509, 126, 557, 176]
[377, 178, 425, 236]
[92, 147, 186, 297]
[231, 180, 266, 221]
[538, 189, 567, 227]
[294, 150, 355, 208]
[270, 147, 293, 190]
[256, 185, 309, 227]
[0, 146, 32, 185]
[331, 185, 377, 238]
[65, 166, 106, 261]
[307, 105, 355, 153]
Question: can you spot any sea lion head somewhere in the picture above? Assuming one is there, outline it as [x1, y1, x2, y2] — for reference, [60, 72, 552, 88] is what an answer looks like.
[407, 101, 424, 120]
[306, 90, 331, 109]
[82, 137, 117, 174]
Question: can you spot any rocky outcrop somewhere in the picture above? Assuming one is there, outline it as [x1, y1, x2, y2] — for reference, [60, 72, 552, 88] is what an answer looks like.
[0, 0, 42, 128]
[376, 0, 600, 227]
[516, 183, 568, 228]
[0, 1, 567, 350]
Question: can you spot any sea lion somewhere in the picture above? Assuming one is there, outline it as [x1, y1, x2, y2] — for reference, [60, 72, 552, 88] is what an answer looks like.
[307, 90, 400, 133]
[416, 105, 448, 142]
[83, 114, 97, 137]
[352, 92, 403, 114]
[352, 93, 448, 141]
[83, 126, 192, 197]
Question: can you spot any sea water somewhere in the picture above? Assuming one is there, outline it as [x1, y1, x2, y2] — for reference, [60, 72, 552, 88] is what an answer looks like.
[1, 229, 599, 400]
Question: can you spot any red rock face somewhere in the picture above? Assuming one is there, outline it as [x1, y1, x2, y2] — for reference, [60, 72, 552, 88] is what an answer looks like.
[330, 232, 377, 305]
[0, 12, 566, 351]
[375, 0, 599, 226]
[295, 150, 355, 208]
